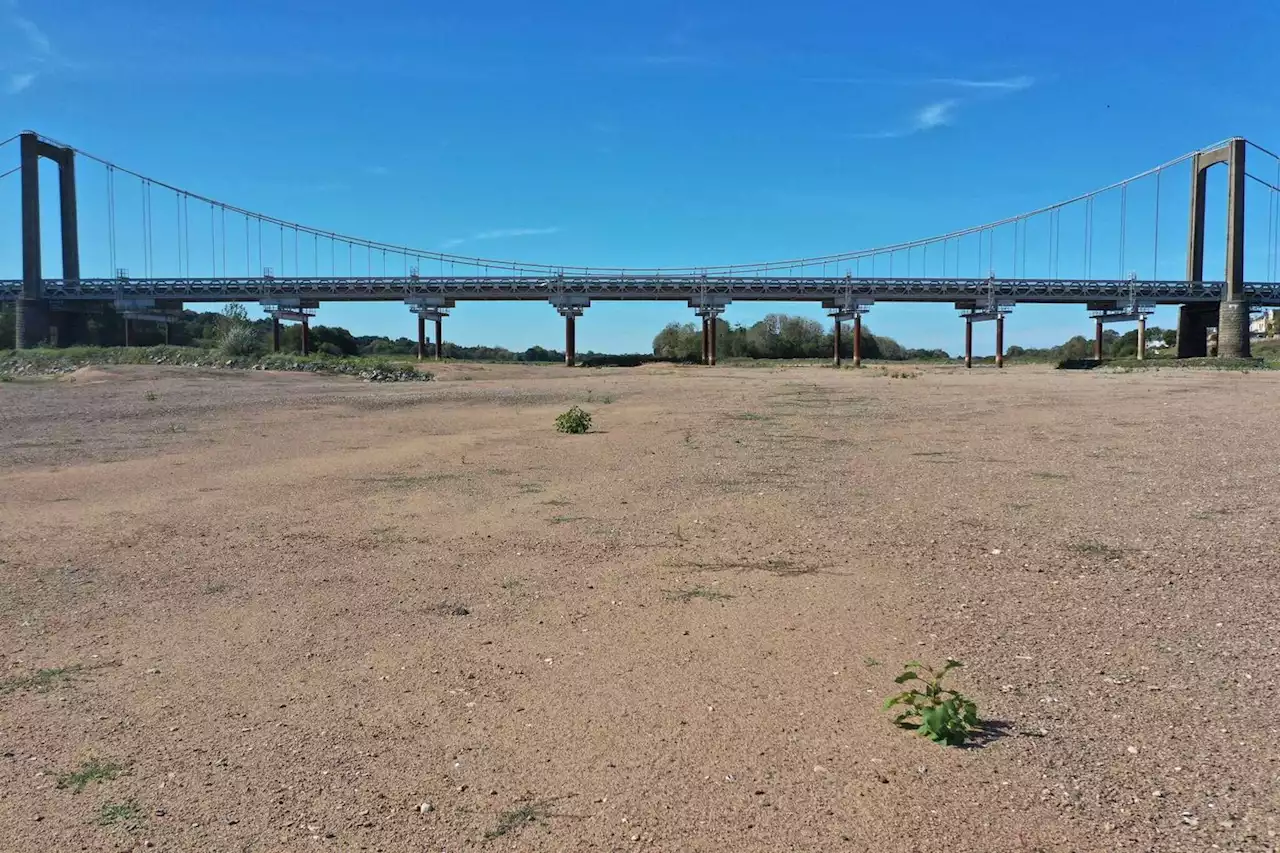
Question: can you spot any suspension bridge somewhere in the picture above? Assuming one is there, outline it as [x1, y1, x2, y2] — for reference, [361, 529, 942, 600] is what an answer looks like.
[3, 130, 1280, 366]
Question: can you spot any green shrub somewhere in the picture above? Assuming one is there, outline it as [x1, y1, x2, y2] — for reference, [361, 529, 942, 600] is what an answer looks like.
[884, 659, 979, 746]
[216, 324, 261, 358]
[554, 405, 592, 434]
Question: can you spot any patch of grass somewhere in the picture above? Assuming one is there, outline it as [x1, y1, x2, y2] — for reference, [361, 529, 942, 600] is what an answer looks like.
[1071, 540, 1126, 559]
[144, 390, 157, 402]
[549, 515, 584, 525]
[728, 412, 770, 421]
[910, 451, 949, 457]
[96, 800, 143, 828]
[0, 661, 115, 695]
[57, 758, 126, 793]
[485, 799, 553, 839]
[540, 498, 572, 507]
[554, 406, 592, 434]
[203, 580, 230, 595]
[518, 483, 545, 494]
[665, 585, 733, 603]
[361, 473, 459, 489]
[500, 578, 523, 590]
[0, 372, 12, 382]
[155, 423, 186, 434]
[864, 657, 882, 667]
[1030, 471, 1069, 481]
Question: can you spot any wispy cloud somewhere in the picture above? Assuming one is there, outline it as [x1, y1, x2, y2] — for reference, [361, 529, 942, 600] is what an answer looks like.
[855, 99, 959, 139]
[3, 2, 58, 95]
[929, 75, 1035, 91]
[441, 227, 560, 250]
[5, 70, 34, 93]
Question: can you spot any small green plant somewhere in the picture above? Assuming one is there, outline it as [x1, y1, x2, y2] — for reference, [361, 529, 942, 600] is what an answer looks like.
[554, 405, 592, 434]
[144, 390, 157, 402]
[0, 662, 106, 695]
[96, 800, 143, 828]
[883, 659, 979, 746]
[57, 758, 126, 793]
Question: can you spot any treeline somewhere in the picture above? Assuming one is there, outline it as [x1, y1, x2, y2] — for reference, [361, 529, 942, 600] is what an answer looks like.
[653, 314, 949, 361]
[1006, 326, 1176, 361]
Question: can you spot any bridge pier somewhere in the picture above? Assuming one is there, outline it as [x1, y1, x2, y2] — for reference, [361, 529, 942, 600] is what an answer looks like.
[996, 315, 1005, 369]
[1185, 138, 1249, 358]
[1137, 316, 1146, 361]
[272, 318, 281, 353]
[435, 316, 443, 359]
[17, 132, 80, 348]
[692, 303, 727, 366]
[1094, 317, 1104, 361]
[416, 315, 425, 360]
[551, 297, 589, 367]
[300, 317, 310, 355]
[1176, 304, 1212, 358]
[832, 316, 841, 366]
[964, 318, 973, 368]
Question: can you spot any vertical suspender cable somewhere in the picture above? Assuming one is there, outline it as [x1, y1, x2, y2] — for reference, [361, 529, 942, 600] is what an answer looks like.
[1153, 169, 1162, 280]
[183, 194, 190, 278]
[1119, 185, 1128, 279]
[210, 202, 215, 277]
[106, 166, 117, 275]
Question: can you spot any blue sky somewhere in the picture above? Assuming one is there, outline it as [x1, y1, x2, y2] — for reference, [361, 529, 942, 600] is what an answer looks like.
[3, 0, 1280, 354]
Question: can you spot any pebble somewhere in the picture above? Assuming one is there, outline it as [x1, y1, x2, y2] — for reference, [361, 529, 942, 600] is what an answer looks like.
[1126, 746, 1139, 754]
[417, 802, 433, 814]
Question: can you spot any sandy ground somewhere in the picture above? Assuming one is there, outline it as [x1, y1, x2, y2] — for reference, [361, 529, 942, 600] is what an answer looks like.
[1, 361, 1277, 852]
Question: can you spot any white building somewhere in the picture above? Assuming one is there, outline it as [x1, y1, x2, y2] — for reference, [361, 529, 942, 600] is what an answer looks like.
[1252, 309, 1277, 338]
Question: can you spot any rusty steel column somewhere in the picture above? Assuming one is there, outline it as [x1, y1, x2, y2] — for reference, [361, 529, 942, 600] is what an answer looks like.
[833, 318, 842, 367]
[434, 316, 443, 360]
[709, 317, 718, 366]
[964, 318, 973, 368]
[853, 314, 863, 368]
[301, 318, 310, 355]
[995, 316, 1005, 369]
[416, 315, 425, 361]
[700, 317, 709, 364]
[272, 318, 281, 352]
[1137, 317, 1147, 361]
[565, 314, 576, 367]
[1094, 317, 1104, 360]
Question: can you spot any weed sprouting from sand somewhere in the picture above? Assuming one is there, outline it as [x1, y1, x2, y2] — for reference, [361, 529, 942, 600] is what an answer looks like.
[1030, 471, 1069, 481]
[486, 799, 552, 839]
[864, 657, 882, 668]
[554, 406, 592, 434]
[884, 659, 980, 747]
[57, 758, 126, 793]
[96, 800, 143, 828]
[665, 586, 733, 603]
[144, 390, 157, 402]
[549, 515, 584, 525]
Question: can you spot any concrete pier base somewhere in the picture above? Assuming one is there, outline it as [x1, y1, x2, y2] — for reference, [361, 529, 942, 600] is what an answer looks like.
[1217, 300, 1251, 359]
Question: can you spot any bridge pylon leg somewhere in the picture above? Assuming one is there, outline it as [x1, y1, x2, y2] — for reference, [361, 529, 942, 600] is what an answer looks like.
[435, 317, 443, 359]
[853, 314, 862, 368]
[124, 317, 132, 348]
[701, 318, 709, 365]
[565, 314, 576, 367]
[995, 316, 1005, 369]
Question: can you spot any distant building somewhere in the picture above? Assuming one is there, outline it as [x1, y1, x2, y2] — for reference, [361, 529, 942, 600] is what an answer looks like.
[1252, 309, 1278, 338]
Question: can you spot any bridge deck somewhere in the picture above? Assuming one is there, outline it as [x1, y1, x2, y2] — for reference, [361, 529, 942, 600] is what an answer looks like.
[2, 276, 1278, 305]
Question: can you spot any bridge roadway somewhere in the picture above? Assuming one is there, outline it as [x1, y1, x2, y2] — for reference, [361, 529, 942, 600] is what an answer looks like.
[3, 275, 1280, 306]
